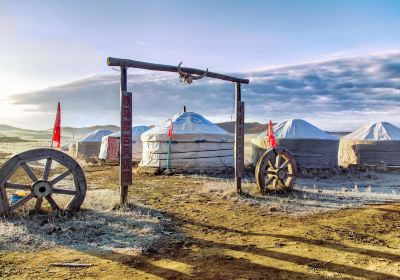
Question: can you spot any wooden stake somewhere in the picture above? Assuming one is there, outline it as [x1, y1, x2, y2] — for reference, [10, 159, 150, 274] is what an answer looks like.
[234, 82, 245, 194]
[119, 66, 132, 205]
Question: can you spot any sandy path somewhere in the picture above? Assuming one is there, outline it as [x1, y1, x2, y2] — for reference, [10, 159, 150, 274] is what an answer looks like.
[1, 164, 399, 279]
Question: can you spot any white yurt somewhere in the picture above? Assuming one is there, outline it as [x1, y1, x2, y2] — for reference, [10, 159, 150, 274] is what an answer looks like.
[61, 142, 71, 152]
[76, 129, 113, 158]
[338, 122, 400, 167]
[98, 126, 150, 162]
[140, 111, 234, 170]
[252, 119, 339, 169]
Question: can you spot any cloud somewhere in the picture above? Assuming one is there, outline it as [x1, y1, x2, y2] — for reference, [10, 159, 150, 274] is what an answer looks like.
[9, 52, 400, 131]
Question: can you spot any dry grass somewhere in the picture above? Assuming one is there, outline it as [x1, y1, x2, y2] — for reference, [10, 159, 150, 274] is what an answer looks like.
[0, 189, 179, 253]
[199, 178, 400, 215]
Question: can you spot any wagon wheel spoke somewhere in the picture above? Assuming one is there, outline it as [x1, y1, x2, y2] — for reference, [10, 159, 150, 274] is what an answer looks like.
[52, 188, 77, 195]
[272, 178, 278, 189]
[35, 198, 43, 211]
[43, 158, 52, 181]
[279, 159, 290, 169]
[277, 177, 286, 186]
[264, 176, 274, 188]
[20, 162, 38, 182]
[9, 193, 34, 211]
[50, 169, 73, 185]
[263, 169, 275, 175]
[268, 160, 275, 170]
[45, 195, 60, 210]
[4, 183, 31, 190]
[275, 154, 281, 168]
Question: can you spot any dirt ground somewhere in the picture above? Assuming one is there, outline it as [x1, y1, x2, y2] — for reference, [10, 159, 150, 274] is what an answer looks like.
[1, 149, 400, 279]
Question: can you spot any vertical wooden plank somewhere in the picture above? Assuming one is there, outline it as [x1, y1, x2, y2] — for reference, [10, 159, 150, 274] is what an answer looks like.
[234, 82, 245, 194]
[120, 91, 132, 204]
[0, 187, 9, 215]
[120, 66, 132, 205]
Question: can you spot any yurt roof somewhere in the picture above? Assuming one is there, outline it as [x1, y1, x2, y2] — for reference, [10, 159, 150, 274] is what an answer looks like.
[105, 126, 151, 139]
[266, 119, 337, 140]
[344, 122, 400, 140]
[79, 129, 113, 142]
[60, 142, 71, 151]
[145, 112, 229, 135]
[142, 112, 233, 142]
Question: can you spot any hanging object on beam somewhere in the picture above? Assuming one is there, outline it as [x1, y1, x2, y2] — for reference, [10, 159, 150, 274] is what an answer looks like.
[177, 62, 208, 85]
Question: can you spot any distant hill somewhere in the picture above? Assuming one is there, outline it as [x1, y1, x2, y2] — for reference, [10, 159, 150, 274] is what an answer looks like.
[0, 124, 51, 140]
[0, 135, 29, 143]
[61, 125, 119, 136]
[0, 124, 118, 141]
[0, 124, 36, 132]
[216, 122, 267, 134]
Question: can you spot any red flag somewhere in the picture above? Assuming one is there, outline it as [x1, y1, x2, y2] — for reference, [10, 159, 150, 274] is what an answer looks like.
[267, 120, 276, 148]
[52, 102, 61, 148]
[167, 120, 173, 138]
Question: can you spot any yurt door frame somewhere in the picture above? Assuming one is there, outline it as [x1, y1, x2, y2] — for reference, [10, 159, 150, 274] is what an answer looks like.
[107, 57, 250, 204]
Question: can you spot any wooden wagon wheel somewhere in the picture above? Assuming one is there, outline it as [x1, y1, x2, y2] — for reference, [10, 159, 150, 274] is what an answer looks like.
[0, 148, 86, 215]
[255, 146, 297, 194]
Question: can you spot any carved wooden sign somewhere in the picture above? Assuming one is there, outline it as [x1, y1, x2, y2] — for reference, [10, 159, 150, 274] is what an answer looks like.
[235, 101, 245, 178]
[120, 91, 132, 186]
[108, 137, 119, 161]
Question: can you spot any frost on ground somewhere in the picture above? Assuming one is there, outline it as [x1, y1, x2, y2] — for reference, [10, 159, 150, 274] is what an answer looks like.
[199, 172, 400, 215]
[0, 189, 180, 253]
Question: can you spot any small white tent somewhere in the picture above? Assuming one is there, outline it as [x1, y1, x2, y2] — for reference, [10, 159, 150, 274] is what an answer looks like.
[252, 119, 338, 168]
[76, 129, 113, 158]
[140, 112, 234, 170]
[272, 119, 337, 140]
[339, 122, 400, 167]
[343, 122, 400, 141]
[99, 126, 150, 162]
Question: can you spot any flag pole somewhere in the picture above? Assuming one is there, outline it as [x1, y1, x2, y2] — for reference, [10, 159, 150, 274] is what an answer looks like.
[50, 120, 55, 149]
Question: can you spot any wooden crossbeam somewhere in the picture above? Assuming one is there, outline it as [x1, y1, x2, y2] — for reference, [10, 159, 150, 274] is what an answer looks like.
[107, 57, 249, 84]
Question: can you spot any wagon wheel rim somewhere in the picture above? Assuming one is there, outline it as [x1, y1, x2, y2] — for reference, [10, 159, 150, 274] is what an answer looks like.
[255, 147, 297, 194]
[0, 148, 86, 214]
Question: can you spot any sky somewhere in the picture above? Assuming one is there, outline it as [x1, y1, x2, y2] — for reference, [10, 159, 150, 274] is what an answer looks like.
[1, 0, 400, 131]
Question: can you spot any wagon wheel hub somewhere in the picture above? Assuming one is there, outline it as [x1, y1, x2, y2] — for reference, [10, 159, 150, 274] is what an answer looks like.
[32, 180, 53, 198]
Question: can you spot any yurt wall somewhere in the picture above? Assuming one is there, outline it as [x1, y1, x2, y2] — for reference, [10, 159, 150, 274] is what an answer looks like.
[99, 126, 150, 162]
[76, 129, 113, 158]
[76, 142, 103, 158]
[339, 139, 400, 167]
[140, 112, 234, 170]
[68, 143, 77, 156]
[338, 122, 400, 167]
[141, 141, 234, 169]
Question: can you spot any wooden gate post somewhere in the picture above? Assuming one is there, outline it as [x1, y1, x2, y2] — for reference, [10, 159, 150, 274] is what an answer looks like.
[119, 66, 132, 205]
[234, 82, 245, 194]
